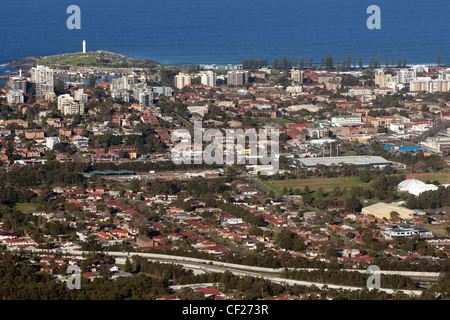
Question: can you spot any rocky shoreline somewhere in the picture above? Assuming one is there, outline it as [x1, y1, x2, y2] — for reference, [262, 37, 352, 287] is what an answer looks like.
[2, 56, 38, 77]
[6, 56, 37, 67]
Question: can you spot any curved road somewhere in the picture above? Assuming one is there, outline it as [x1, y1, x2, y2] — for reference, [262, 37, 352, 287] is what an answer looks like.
[10, 247, 438, 297]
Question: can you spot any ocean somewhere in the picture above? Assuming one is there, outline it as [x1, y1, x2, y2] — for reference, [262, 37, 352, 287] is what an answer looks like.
[1, 0, 449, 66]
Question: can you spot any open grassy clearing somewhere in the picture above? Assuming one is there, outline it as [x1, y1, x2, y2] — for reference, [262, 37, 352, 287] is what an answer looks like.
[423, 224, 450, 237]
[261, 176, 369, 195]
[259, 117, 294, 124]
[407, 174, 450, 184]
[14, 203, 42, 213]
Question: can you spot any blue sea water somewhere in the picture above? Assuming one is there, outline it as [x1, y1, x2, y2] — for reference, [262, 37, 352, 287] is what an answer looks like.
[1, 0, 449, 66]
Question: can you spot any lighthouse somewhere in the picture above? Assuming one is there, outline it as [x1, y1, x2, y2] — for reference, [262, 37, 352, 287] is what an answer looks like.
[82, 40, 86, 53]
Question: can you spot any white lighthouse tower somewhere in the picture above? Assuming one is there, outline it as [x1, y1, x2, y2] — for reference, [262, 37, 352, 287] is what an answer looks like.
[82, 40, 86, 53]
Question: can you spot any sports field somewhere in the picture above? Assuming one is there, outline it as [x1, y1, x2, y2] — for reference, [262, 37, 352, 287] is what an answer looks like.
[14, 203, 42, 213]
[259, 117, 294, 124]
[261, 176, 368, 195]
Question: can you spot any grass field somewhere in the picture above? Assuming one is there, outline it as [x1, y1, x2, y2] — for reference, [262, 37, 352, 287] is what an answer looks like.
[14, 203, 42, 213]
[423, 224, 450, 237]
[259, 117, 294, 124]
[38, 52, 98, 65]
[37, 51, 157, 68]
[261, 176, 368, 195]
[407, 173, 450, 184]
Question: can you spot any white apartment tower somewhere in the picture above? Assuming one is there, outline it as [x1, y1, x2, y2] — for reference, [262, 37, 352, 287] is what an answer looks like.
[57, 94, 84, 116]
[74, 88, 89, 104]
[397, 69, 416, 84]
[290, 69, 304, 83]
[30, 65, 54, 98]
[200, 71, 217, 87]
[7, 76, 27, 92]
[111, 75, 136, 91]
[6, 89, 24, 105]
[31, 65, 54, 86]
[174, 73, 192, 89]
[46, 137, 60, 150]
[133, 87, 153, 106]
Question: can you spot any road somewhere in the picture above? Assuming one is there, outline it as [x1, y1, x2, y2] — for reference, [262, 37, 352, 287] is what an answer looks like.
[171, 111, 194, 129]
[10, 247, 439, 297]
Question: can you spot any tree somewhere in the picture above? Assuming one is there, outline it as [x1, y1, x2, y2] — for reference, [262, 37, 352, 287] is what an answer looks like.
[362, 230, 374, 245]
[445, 226, 450, 237]
[178, 287, 205, 300]
[275, 228, 295, 250]
[323, 53, 334, 70]
[299, 57, 304, 69]
[88, 74, 96, 89]
[272, 57, 278, 69]
[376, 54, 381, 68]
[249, 226, 263, 237]
[402, 56, 407, 68]
[345, 198, 362, 213]
[125, 257, 133, 272]
[324, 244, 338, 259]
[377, 126, 387, 133]
[437, 51, 441, 67]
[390, 211, 400, 220]
[316, 187, 324, 198]
[293, 238, 307, 252]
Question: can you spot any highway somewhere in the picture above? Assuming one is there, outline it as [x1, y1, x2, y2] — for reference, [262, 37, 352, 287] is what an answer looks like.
[9, 247, 439, 297]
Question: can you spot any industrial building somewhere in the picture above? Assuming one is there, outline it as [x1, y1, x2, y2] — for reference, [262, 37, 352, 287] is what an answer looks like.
[362, 202, 416, 220]
[289, 155, 392, 168]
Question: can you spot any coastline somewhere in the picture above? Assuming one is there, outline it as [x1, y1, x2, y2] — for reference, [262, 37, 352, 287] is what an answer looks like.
[0, 52, 445, 79]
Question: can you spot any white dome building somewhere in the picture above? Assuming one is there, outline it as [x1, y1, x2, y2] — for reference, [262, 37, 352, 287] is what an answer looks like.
[397, 179, 439, 196]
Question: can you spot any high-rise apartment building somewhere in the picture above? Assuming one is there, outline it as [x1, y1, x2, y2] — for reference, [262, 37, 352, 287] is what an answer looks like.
[133, 87, 153, 106]
[57, 94, 84, 116]
[152, 86, 173, 96]
[397, 69, 416, 84]
[227, 70, 248, 86]
[30, 65, 54, 98]
[200, 70, 217, 87]
[375, 72, 397, 87]
[7, 76, 27, 92]
[290, 69, 304, 83]
[174, 73, 192, 89]
[111, 75, 136, 91]
[429, 79, 450, 93]
[6, 89, 24, 104]
[74, 88, 89, 104]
